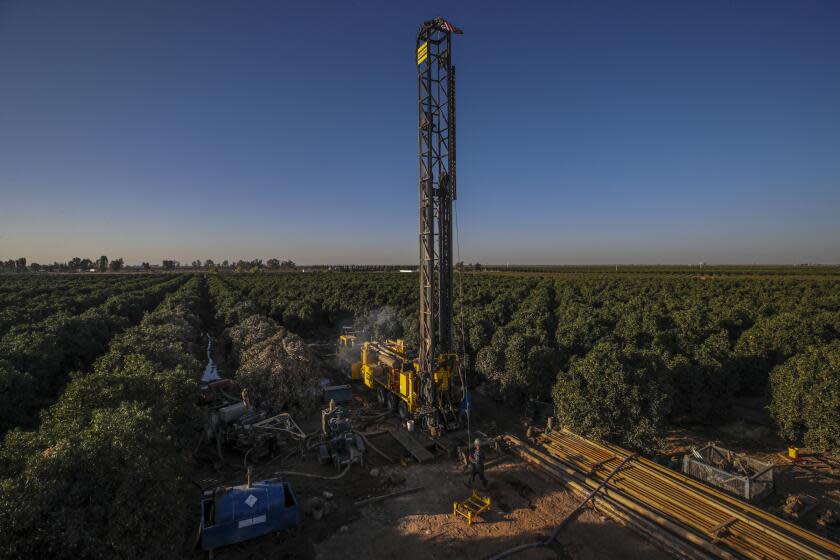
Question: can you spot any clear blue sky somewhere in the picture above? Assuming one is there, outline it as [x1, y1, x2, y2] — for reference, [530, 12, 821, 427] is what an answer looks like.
[1, 0, 838, 265]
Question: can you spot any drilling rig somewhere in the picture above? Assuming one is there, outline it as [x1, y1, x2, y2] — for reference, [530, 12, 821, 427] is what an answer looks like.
[339, 17, 465, 433]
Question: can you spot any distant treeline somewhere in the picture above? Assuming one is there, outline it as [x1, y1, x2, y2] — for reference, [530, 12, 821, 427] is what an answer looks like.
[0, 257, 125, 273]
[4, 257, 839, 276]
[463, 264, 840, 276]
[0, 257, 296, 273]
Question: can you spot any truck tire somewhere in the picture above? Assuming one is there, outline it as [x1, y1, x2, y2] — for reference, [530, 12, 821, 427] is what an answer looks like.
[386, 393, 397, 413]
[377, 387, 386, 407]
[398, 400, 409, 420]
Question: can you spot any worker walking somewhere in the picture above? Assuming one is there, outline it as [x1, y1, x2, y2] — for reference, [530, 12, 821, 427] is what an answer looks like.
[467, 439, 488, 489]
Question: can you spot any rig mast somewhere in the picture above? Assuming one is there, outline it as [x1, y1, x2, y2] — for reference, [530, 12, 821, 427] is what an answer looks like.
[417, 17, 461, 403]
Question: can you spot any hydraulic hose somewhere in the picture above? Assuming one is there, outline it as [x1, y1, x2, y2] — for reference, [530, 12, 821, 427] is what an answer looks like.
[274, 463, 353, 480]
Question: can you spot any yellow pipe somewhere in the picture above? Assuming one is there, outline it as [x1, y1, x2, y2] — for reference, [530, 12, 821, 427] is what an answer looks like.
[555, 430, 840, 556]
[537, 443, 782, 559]
[517, 439, 811, 560]
[506, 438, 738, 560]
[538, 432, 837, 559]
[544, 432, 839, 558]
[539, 439, 818, 559]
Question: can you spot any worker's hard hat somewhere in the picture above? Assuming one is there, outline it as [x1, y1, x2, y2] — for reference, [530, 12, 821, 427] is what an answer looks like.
[474, 439, 481, 446]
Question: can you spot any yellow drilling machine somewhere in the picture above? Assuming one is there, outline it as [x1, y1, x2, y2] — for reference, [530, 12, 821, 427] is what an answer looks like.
[338, 17, 467, 435]
[355, 338, 461, 433]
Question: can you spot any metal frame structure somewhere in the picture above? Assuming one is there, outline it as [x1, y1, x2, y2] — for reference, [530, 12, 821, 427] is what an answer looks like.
[417, 18, 459, 403]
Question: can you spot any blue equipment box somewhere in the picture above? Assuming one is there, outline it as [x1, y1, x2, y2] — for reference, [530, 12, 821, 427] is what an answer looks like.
[201, 478, 299, 551]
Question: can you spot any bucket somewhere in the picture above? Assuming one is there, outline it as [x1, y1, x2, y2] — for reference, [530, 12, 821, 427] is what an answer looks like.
[406, 420, 415, 432]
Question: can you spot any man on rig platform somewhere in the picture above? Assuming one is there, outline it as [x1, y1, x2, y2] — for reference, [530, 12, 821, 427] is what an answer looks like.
[467, 439, 488, 489]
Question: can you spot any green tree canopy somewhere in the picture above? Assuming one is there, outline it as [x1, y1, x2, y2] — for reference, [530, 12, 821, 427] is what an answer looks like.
[552, 340, 672, 452]
[769, 340, 840, 455]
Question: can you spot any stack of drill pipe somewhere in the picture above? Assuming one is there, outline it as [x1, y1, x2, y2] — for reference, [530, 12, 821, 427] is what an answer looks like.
[505, 436, 719, 560]
[543, 430, 839, 560]
[507, 430, 840, 560]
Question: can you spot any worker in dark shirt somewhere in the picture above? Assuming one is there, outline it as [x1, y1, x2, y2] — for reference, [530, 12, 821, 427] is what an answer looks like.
[468, 439, 488, 488]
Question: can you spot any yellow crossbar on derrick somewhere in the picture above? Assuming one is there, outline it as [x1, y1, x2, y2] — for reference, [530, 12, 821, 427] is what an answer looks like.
[417, 41, 428, 65]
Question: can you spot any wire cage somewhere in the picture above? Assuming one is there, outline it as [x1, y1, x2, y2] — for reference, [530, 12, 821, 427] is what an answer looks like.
[682, 443, 774, 502]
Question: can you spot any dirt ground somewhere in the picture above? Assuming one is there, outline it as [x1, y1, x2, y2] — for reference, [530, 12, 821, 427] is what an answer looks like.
[204, 438, 668, 560]
[312, 459, 668, 560]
